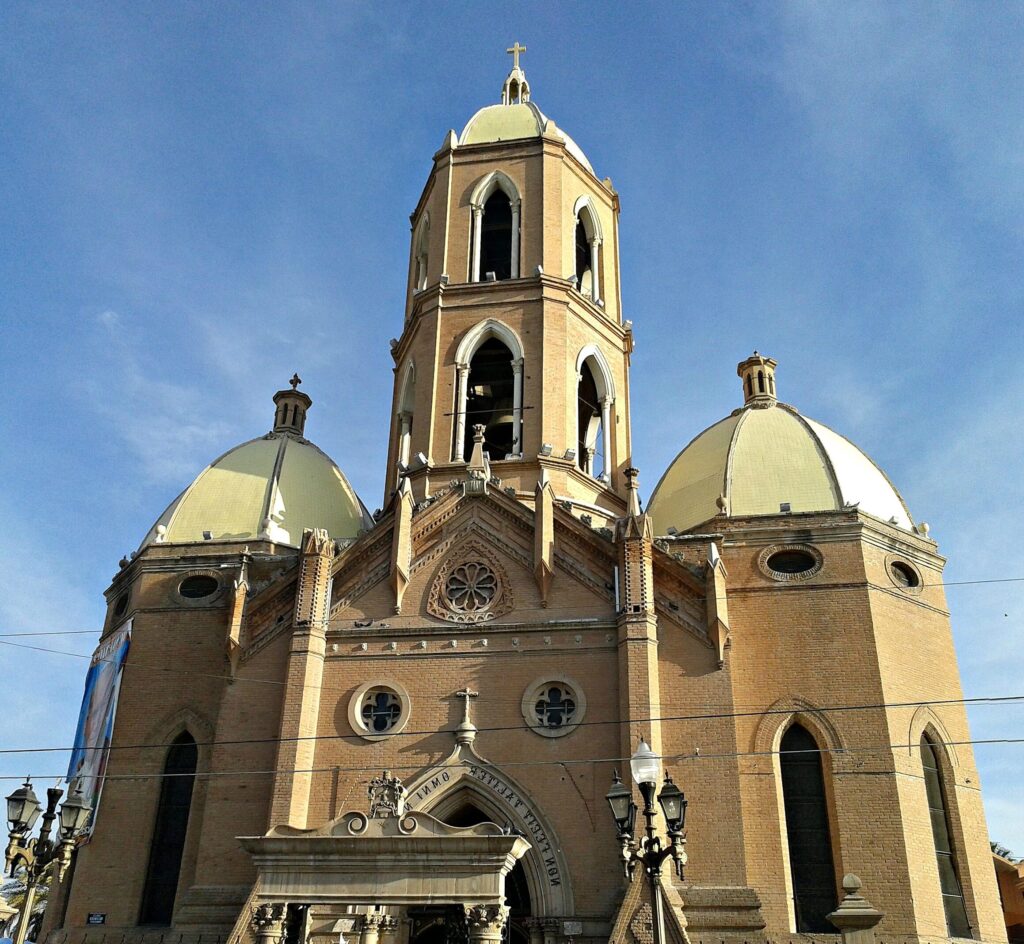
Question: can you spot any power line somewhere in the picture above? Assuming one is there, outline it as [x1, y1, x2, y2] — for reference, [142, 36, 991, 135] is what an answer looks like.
[4, 692, 1022, 757]
[5, 735, 1024, 784]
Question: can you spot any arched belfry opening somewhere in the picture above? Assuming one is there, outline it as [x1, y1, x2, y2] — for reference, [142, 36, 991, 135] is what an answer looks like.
[408, 801, 532, 944]
[464, 339, 515, 461]
[413, 214, 430, 292]
[573, 198, 602, 305]
[575, 347, 614, 482]
[480, 190, 513, 281]
[397, 362, 416, 480]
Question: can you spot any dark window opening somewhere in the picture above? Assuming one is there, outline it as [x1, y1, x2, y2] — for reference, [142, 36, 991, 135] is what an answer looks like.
[766, 550, 817, 574]
[480, 191, 513, 281]
[780, 724, 837, 932]
[891, 561, 920, 588]
[757, 370, 765, 393]
[178, 575, 219, 599]
[139, 732, 197, 926]
[921, 735, 972, 937]
[575, 218, 592, 294]
[745, 375, 752, 399]
[577, 361, 603, 477]
[113, 593, 129, 618]
[464, 338, 515, 461]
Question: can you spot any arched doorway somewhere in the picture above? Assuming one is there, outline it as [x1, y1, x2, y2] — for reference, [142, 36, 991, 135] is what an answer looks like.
[409, 801, 532, 944]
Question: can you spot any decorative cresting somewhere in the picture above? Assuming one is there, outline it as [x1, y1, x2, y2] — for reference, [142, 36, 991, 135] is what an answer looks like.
[428, 541, 513, 623]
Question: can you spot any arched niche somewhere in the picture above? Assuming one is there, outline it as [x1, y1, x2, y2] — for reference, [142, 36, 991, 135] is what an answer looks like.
[405, 760, 574, 918]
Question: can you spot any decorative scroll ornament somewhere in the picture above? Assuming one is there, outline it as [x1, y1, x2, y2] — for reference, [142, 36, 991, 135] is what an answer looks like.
[368, 770, 407, 818]
[428, 541, 513, 623]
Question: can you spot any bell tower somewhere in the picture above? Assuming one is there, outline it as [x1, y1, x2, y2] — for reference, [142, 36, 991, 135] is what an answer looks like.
[384, 47, 634, 524]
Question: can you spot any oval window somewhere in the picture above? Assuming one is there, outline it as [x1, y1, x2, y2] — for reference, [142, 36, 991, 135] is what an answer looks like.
[889, 561, 920, 588]
[766, 550, 817, 574]
[112, 593, 129, 618]
[178, 575, 219, 599]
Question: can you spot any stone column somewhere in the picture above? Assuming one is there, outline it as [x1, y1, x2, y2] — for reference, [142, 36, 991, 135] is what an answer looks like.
[359, 912, 387, 944]
[253, 903, 285, 944]
[827, 874, 884, 944]
[454, 365, 469, 461]
[471, 206, 483, 281]
[510, 200, 521, 278]
[398, 411, 412, 468]
[511, 357, 524, 456]
[464, 905, 510, 944]
[589, 237, 602, 304]
[600, 396, 613, 481]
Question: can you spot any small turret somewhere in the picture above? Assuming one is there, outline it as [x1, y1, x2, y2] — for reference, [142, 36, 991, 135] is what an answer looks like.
[273, 374, 312, 436]
[737, 352, 777, 404]
[501, 42, 530, 104]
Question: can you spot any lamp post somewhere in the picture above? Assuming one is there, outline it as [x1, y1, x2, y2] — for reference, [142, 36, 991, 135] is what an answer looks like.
[605, 741, 688, 944]
[5, 779, 92, 944]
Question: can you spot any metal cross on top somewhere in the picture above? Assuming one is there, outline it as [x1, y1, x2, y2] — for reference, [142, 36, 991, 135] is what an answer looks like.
[506, 42, 526, 71]
[289, 373, 301, 390]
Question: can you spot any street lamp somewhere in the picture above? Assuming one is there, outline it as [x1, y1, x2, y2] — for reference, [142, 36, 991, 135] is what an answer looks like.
[605, 741, 688, 944]
[4, 779, 92, 944]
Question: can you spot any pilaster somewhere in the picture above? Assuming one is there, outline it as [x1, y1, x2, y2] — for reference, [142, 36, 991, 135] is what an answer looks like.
[270, 528, 335, 827]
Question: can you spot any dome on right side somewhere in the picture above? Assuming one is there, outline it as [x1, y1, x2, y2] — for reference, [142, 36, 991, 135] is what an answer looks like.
[647, 353, 915, 536]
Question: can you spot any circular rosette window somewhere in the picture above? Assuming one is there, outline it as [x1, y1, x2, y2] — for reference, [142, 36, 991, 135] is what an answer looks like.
[348, 681, 410, 742]
[428, 545, 513, 623]
[521, 676, 587, 738]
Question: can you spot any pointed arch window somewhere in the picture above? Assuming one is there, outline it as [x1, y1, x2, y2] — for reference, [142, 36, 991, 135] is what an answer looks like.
[470, 173, 521, 283]
[139, 731, 197, 926]
[573, 198, 602, 305]
[779, 723, 837, 932]
[575, 347, 614, 482]
[413, 214, 430, 292]
[921, 734, 972, 937]
[454, 321, 524, 463]
[396, 362, 416, 481]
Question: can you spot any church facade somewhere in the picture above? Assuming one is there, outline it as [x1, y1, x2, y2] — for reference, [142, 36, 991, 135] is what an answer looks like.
[44, 53, 1006, 944]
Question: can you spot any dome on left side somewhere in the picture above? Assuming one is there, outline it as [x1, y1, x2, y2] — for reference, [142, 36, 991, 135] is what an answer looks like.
[140, 384, 372, 549]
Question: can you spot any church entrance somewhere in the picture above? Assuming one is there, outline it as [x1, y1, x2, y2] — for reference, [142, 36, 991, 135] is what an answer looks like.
[409, 802, 532, 944]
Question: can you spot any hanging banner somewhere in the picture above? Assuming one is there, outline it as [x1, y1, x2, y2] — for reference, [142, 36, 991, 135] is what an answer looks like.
[66, 620, 132, 832]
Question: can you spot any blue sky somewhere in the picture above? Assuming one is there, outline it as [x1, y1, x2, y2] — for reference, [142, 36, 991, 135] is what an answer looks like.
[1, 3, 1022, 853]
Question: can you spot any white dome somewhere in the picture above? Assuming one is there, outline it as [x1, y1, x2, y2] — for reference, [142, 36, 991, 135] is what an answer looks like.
[459, 102, 594, 174]
[648, 371, 914, 535]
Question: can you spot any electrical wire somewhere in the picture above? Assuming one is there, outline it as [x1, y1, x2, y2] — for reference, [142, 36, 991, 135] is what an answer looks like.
[3, 693, 1022, 757]
[4, 735, 1024, 783]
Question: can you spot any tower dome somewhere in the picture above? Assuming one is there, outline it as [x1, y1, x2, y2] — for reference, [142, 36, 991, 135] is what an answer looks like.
[140, 377, 372, 549]
[647, 354, 915, 535]
[458, 43, 594, 174]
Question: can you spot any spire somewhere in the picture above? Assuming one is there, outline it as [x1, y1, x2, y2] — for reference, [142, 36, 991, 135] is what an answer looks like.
[502, 41, 531, 105]
[272, 374, 312, 436]
[737, 351, 778, 405]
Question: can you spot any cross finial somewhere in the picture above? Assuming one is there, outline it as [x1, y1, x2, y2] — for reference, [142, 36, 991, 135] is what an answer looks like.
[506, 42, 526, 71]
[289, 373, 301, 390]
[456, 688, 479, 725]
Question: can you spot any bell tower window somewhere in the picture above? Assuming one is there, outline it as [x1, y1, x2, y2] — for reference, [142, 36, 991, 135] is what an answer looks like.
[413, 214, 430, 291]
[463, 338, 515, 461]
[573, 197, 603, 305]
[575, 346, 614, 483]
[480, 191, 513, 281]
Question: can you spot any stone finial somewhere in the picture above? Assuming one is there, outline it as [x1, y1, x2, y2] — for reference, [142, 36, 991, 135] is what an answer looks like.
[625, 466, 642, 517]
[736, 351, 778, 405]
[273, 376, 313, 436]
[828, 874, 884, 943]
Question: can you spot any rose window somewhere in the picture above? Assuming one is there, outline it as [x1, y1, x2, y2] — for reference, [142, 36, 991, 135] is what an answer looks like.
[361, 688, 402, 733]
[443, 562, 498, 613]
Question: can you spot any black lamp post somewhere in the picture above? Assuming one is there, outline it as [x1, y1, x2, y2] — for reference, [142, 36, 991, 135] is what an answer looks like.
[5, 778, 92, 944]
[605, 741, 688, 944]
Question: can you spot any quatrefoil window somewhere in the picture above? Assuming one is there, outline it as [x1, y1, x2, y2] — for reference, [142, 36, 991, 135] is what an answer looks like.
[361, 689, 402, 733]
[444, 562, 498, 613]
[535, 686, 577, 728]
[522, 676, 587, 738]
